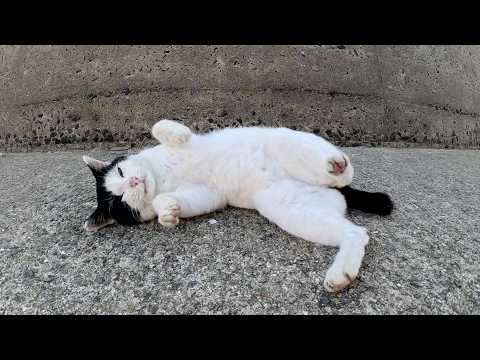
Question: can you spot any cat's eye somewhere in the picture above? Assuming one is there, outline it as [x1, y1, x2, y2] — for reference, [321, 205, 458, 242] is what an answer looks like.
[117, 167, 124, 177]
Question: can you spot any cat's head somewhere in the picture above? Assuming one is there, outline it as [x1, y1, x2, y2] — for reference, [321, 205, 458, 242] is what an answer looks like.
[82, 155, 156, 232]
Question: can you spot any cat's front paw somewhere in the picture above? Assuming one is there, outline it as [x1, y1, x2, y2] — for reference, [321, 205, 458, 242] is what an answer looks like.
[153, 195, 181, 228]
[152, 119, 192, 146]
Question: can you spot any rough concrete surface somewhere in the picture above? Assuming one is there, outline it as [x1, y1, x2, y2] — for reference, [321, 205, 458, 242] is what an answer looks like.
[1, 45, 480, 150]
[0, 147, 478, 314]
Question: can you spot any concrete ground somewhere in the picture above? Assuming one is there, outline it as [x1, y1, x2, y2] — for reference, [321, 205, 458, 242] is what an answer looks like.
[0, 147, 478, 314]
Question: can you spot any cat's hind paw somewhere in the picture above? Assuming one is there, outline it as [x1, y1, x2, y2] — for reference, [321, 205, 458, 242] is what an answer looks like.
[327, 155, 348, 176]
[152, 119, 192, 146]
[325, 154, 353, 188]
[323, 264, 358, 293]
[324, 230, 366, 293]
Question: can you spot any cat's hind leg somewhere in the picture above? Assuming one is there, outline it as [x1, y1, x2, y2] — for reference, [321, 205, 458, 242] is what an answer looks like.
[253, 179, 369, 292]
[323, 226, 368, 292]
[266, 129, 354, 188]
[151, 119, 193, 146]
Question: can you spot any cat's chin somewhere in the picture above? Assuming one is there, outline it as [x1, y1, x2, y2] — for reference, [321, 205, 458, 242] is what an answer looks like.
[122, 186, 146, 210]
[122, 173, 156, 210]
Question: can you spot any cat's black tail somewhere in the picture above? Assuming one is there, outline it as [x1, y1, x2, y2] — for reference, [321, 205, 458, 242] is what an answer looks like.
[336, 186, 394, 216]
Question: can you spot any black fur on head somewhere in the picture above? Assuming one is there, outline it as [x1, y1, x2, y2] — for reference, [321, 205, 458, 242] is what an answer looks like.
[83, 155, 141, 231]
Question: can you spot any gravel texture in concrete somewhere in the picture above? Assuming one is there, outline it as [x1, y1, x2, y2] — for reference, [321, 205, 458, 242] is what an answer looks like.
[0, 147, 478, 314]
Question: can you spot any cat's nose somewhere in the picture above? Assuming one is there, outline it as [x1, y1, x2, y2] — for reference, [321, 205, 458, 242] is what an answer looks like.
[128, 176, 141, 187]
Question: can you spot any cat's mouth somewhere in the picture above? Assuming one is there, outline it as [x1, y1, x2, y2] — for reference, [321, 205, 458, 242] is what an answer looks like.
[122, 185, 146, 209]
[131, 178, 148, 194]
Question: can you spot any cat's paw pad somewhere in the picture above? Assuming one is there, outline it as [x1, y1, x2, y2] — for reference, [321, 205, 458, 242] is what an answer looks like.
[327, 155, 348, 176]
[323, 271, 357, 292]
[154, 196, 181, 228]
[152, 120, 192, 146]
[323, 264, 358, 293]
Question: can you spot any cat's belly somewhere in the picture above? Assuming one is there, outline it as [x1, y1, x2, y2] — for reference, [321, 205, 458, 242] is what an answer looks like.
[221, 162, 286, 210]
[226, 192, 256, 209]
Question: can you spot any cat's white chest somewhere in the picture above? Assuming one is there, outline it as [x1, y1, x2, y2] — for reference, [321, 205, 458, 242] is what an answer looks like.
[175, 139, 280, 209]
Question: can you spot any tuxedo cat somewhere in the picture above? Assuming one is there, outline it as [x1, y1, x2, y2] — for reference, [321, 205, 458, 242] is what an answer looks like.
[83, 120, 393, 292]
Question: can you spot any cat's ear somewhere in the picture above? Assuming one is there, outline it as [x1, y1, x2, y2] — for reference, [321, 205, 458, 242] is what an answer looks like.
[82, 155, 109, 173]
[84, 208, 115, 232]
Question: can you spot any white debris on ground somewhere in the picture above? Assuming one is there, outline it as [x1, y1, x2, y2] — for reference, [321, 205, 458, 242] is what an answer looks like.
[208, 219, 218, 225]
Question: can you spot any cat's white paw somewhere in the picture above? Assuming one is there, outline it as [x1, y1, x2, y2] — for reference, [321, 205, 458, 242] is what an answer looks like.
[152, 120, 192, 146]
[327, 155, 348, 176]
[326, 154, 353, 188]
[153, 195, 181, 228]
[324, 229, 367, 293]
[323, 259, 359, 293]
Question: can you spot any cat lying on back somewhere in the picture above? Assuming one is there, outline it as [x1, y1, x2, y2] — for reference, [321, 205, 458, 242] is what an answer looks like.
[83, 120, 393, 292]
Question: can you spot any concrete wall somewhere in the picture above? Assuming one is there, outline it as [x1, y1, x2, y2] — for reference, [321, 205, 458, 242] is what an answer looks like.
[1, 45, 480, 151]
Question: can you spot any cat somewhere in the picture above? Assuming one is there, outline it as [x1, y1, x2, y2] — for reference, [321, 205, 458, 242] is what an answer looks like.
[83, 119, 393, 292]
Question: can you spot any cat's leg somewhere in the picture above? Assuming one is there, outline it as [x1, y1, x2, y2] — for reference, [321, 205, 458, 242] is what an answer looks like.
[266, 129, 353, 188]
[151, 119, 193, 146]
[253, 180, 369, 292]
[323, 227, 368, 292]
[152, 184, 226, 228]
[291, 145, 353, 188]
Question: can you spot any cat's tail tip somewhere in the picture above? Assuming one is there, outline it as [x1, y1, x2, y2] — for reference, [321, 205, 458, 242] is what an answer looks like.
[337, 186, 394, 216]
[369, 192, 394, 216]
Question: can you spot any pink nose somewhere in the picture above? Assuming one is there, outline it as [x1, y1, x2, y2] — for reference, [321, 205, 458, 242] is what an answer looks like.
[128, 176, 142, 187]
